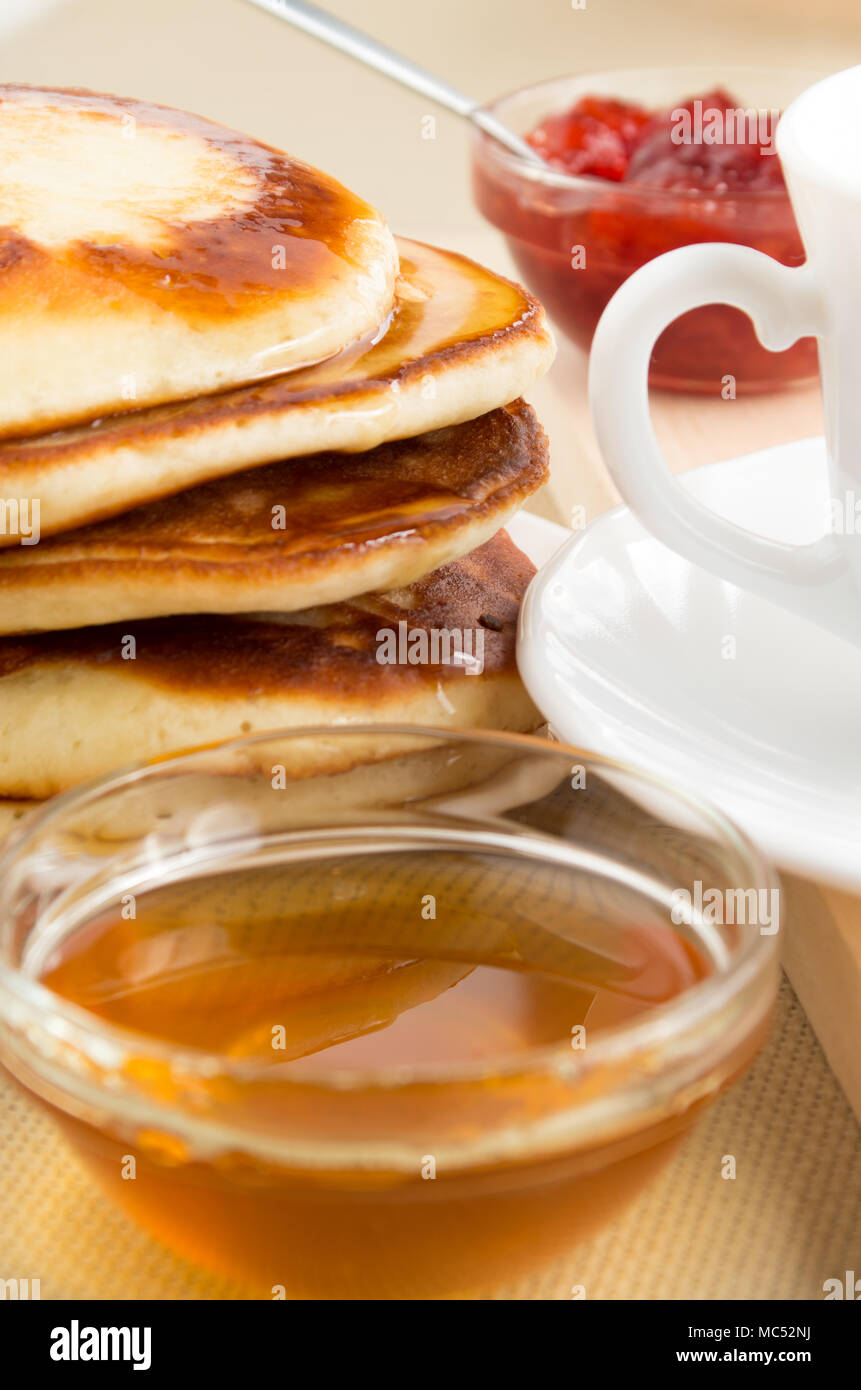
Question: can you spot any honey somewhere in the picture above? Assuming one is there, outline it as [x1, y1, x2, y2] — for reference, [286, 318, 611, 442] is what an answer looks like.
[32, 846, 721, 1299]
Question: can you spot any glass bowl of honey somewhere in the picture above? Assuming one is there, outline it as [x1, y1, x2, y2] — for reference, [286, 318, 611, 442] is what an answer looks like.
[473, 66, 822, 393]
[0, 726, 779, 1299]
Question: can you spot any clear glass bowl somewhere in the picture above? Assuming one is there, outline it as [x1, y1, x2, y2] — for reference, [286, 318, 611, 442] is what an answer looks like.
[0, 725, 779, 1298]
[473, 66, 823, 393]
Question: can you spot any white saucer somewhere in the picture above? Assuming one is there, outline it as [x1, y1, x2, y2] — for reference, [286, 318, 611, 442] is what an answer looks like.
[517, 438, 861, 893]
[506, 509, 568, 570]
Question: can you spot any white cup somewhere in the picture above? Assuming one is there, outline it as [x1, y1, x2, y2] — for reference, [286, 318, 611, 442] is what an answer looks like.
[589, 64, 861, 647]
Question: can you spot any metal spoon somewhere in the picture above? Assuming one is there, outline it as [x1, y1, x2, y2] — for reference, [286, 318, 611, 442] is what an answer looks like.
[244, 0, 544, 165]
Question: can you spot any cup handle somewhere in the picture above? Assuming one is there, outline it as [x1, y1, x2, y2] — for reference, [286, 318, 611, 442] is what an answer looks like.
[589, 243, 841, 605]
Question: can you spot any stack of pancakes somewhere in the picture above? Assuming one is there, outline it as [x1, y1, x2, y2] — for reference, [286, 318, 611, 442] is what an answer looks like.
[0, 85, 555, 821]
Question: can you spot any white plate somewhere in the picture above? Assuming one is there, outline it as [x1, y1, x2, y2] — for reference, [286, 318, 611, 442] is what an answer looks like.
[517, 439, 861, 893]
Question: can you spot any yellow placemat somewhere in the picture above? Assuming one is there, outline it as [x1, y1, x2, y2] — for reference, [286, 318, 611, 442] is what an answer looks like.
[1, 974, 858, 1300]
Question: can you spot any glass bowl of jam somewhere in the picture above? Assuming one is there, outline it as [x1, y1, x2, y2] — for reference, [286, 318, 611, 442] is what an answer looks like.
[0, 726, 779, 1298]
[473, 67, 823, 393]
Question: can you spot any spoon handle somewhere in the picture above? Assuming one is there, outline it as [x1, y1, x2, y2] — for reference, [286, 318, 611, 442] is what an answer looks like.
[245, 0, 542, 164]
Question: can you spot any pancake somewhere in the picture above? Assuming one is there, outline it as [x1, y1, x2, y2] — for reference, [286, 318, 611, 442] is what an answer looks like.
[0, 799, 37, 842]
[0, 85, 397, 439]
[0, 531, 539, 798]
[0, 238, 554, 544]
[0, 402, 547, 633]
[0, 739, 552, 856]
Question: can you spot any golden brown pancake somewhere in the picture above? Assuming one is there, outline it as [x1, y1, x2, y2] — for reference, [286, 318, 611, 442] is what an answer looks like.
[0, 531, 539, 797]
[0, 84, 397, 439]
[0, 238, 554, 544]
[0, 741, 551, 855]
[0, 799, 37, 841]
[0, 402, 547, 633]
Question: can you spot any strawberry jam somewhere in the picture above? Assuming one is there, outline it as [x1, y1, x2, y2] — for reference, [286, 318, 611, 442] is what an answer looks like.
[624, 90, 786, 193]
[475, 88, 817, 393]
[526, 96, 651, 180]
